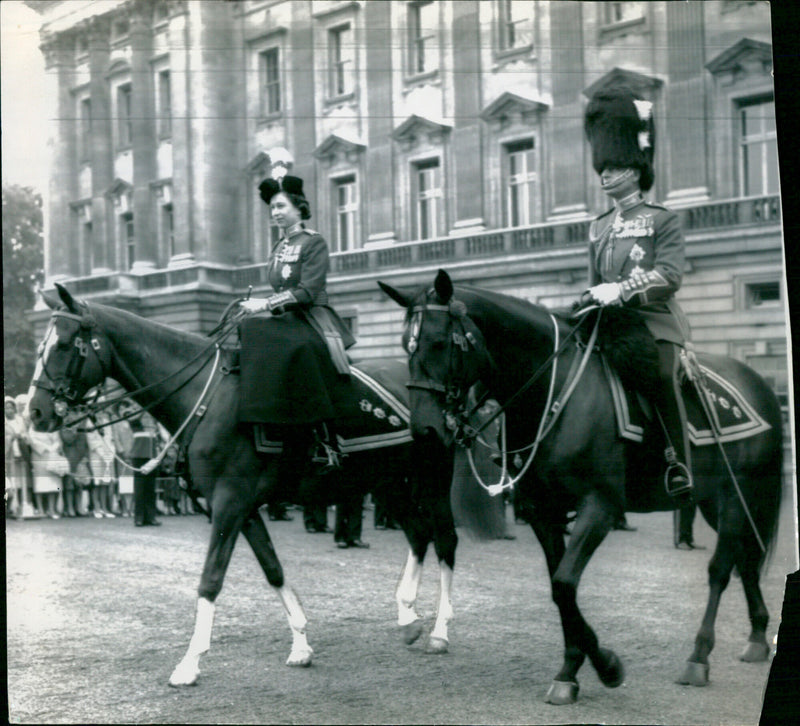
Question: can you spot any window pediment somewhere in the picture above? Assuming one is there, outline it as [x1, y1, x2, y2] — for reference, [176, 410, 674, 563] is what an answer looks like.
[106, 178, 133, 212]
[583, 67, 663, 100]
[392, 114, 452, 149]
[480, 91, 549, 127]
[705, 38, 772, 76]
[313, 133, 366, 165]
[246, 151, 272, 175]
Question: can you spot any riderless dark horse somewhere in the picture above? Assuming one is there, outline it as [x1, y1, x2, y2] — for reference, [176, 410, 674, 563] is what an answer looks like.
[27, 283, 460, 685]
[380, 269, 783, 705]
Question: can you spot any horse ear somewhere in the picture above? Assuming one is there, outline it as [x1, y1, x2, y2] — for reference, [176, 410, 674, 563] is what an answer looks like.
[40, 287, 61, 310]
[377, 281, 413, 309]
[55, 283, 81, 314]
[434, 269, 454, 304]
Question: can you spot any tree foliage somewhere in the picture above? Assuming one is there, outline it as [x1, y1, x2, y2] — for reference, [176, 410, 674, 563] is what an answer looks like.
[3, 184, 44, 396]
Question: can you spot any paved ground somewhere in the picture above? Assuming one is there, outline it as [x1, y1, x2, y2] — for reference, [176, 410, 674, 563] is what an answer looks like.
[6, 496, 797, 725]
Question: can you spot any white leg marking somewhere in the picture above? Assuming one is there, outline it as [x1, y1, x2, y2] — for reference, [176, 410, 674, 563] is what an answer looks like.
[428, 562, 454, 649]
[169, 597, 215, 686]
[396, 549, 423, 626]
[277, 584, 313, 667]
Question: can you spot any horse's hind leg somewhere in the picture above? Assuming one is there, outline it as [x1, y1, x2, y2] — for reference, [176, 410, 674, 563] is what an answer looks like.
[736, 537, 771, 662]
[241, 511, 313, 667]
[546, 491, 622, 705]
[677, 501, 741, 686]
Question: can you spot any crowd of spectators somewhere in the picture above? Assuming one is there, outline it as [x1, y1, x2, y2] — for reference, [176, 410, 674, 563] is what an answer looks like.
[5, 393, 191, 521]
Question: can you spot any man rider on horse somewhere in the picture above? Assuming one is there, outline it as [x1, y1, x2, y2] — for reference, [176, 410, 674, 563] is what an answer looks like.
[238, 151, 355, 473]
[583, 84, 693, 501]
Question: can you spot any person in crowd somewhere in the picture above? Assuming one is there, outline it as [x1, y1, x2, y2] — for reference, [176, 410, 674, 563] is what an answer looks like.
[334, 489, 369, 549]
[86, 406, 116, 518]
[60, 423, 91, 517]
[238, 163, 356, 480]
[304, 503, 331, 533]
[16, 394, 36, 512]
[583, 84, 693, 504]
[674, 502, 705, 550]
[5, 395, 29, 518]
[110, 401, 135, 517]
[129, 406, 165, 527]
[28, 425, 68, 518]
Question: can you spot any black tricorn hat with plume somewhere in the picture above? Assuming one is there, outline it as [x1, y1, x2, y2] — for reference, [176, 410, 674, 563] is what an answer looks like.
[258, 175, 305, 205]
[584, 84, 655, 191]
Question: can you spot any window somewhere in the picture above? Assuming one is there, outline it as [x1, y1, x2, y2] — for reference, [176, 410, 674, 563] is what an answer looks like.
[505, 139, 538, 227]
[603, 2, 644, 24]
[414, 159, 442, 240]
[329, 24, 355, 97]
[745, 281, 780, 307]
[259, 48, 281, 116]
[334, 176, 359, 252]
[121, 212, 135, 269]
[498, 0, 533, 52]
[408, 1, 438, 76]
[116, 83, 132, 148]
[161, 203, 175, 258]
[156, 70, 171, 138]
[739, 97, 778, 196]
[78, 97, 92, 163]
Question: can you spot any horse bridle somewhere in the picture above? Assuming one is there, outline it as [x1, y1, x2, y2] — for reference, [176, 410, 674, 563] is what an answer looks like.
[405, 297, 495, 433]
[32, 308, 111, 416]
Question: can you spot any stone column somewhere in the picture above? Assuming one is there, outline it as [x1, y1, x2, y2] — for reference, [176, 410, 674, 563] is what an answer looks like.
[40, 33, 76, 283]
[166, 0, 195, 265]
[364, 0, 395, 244]
[129, 0, 158, 270]
[549, 1, 588, 218]
[450, 0, 484, 233]
[86, 16, 114, 271]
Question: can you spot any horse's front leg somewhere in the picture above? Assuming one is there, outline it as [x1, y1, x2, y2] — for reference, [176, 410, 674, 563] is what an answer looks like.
[169, 488, 248, 687]
[396, 548, 426, 645]
[241, 512, 312, 667]
[427, 509, 458, 653]
[546, 491, 621, 705]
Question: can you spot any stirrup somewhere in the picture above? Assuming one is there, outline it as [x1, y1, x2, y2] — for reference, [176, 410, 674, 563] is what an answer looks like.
[312, 438, 343, 473]
[664, 446, 693, 500]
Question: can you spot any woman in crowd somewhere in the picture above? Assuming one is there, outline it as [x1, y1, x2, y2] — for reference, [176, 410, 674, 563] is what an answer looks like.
[28, 425, 68, 518]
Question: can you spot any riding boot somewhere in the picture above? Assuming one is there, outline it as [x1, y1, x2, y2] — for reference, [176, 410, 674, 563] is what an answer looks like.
[654, 342, 693, 502]
[311, 422, 343, 474]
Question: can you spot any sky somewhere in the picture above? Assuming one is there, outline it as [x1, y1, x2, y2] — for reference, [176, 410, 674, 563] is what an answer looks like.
[1, 1, 49, 193]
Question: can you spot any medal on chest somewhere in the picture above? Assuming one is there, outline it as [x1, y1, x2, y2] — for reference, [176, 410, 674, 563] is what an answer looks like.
[281, 264, 292, 280]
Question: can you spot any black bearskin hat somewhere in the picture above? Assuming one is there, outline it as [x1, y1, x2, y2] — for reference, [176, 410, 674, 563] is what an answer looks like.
[258, 175, 305, 205]
[584, 85, 655, 191]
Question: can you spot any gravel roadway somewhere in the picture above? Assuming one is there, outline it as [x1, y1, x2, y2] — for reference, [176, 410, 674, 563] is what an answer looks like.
[6, 496, 797, 725]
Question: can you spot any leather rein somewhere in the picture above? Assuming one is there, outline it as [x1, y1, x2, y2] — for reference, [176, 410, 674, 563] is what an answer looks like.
[407, 297, 601, 495]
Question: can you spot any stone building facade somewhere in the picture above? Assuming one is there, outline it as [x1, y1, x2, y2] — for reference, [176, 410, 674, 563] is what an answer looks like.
[28, 1, 787, 406]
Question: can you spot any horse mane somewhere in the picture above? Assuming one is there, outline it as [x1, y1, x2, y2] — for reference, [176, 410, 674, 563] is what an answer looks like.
[87, 300, 212, 353]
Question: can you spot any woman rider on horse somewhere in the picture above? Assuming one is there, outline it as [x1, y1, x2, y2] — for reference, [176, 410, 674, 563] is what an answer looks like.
[583, 84, 693, 501]
[238, 154, 355, 472]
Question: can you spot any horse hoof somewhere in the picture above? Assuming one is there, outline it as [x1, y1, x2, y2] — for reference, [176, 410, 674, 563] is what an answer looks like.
[168, 664, 199, 687]
[425, 637, 449, 654]
[740, 641, 770, 662]
[596, 647, 625, 688]
[286, 648, 313, 667]
[402, 620, 424, 645]
[676, 660, 709, 686]
[545, 680, 579, 705]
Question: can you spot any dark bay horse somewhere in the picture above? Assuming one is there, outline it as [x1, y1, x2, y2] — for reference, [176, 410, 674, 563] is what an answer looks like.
[379, 269, 783, 705]
[27, 283, 459, 686]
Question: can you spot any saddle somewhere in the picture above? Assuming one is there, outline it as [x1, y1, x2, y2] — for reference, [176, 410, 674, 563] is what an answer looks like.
[603, 356, 772, 447]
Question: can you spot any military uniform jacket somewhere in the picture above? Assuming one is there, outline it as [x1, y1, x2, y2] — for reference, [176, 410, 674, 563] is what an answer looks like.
[589, 199, 691, 344]
[266, 223, 356, 350]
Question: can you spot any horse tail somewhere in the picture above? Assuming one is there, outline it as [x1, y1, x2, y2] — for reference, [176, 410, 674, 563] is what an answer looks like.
[757, 421, 784, 573]
[450, 446, 509, 542]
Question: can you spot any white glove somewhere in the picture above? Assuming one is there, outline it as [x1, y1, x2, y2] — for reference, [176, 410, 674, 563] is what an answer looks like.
[239, 298, 269, 314]
[588, 282, 622, 306]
